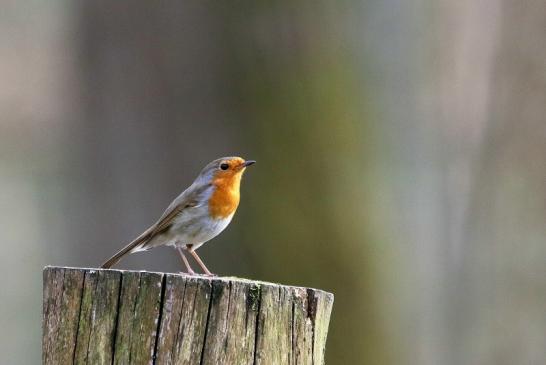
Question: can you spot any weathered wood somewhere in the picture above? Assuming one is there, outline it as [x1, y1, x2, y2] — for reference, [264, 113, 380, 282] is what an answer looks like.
[43, 266, 334, 365]
[43, 267, 85, 365]
[157, 276, 212, 364]
[74, 270, 122, 364]
[113, 271, 163, 364]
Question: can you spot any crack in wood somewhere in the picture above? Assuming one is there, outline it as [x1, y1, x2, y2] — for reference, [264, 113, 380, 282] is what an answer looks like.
[199, 280, 215, 365]
[151, 274, 167, 364]
[109, 272, 124, 365]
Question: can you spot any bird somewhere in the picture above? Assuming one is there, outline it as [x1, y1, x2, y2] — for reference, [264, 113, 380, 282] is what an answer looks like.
[100, 156, 255, 275]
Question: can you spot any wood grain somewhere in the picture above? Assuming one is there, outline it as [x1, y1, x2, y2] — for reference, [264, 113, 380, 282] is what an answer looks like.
[43, 267, 334, 365]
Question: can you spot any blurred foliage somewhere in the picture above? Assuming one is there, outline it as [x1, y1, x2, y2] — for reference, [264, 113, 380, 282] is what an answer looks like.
[1, 1, 545, 364]
[215, 4, 388, 363]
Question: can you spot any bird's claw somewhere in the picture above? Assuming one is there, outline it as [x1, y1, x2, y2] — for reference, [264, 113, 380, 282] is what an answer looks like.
[179, 271, 195, 276]
[178, 271, 217, 277]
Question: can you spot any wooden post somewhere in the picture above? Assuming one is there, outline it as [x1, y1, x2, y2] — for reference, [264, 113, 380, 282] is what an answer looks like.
[43, 266, 334, 365]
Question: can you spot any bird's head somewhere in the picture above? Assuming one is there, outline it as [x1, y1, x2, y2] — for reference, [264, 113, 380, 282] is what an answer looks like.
[212, 156, 255, 188]
[196, 156, 255, 190]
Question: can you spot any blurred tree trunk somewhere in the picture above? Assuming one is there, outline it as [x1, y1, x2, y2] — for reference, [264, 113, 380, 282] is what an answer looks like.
[381, 0, 546, 364]
[456, 1, 546, 364]
[420, 1, 546, 364]
[416, 1, 501, 364]
[214, 3, 388, 364]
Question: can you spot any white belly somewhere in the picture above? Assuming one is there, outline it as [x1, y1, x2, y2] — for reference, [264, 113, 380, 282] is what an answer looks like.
[157, 204, 234, 250]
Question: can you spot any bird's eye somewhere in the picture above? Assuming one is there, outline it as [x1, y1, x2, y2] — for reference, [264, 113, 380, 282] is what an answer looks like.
[220, 163, 229, 170]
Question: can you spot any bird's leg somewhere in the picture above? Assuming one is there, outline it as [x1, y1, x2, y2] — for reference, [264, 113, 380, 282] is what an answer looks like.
[177, 247, 195, 275]
[188, 249, 215, 276]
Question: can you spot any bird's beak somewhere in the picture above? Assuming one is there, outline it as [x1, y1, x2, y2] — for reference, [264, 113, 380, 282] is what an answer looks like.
[242, 160, 256, 167]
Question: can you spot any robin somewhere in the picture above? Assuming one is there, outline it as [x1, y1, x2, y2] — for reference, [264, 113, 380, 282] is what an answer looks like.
[100, 156, 255, 275]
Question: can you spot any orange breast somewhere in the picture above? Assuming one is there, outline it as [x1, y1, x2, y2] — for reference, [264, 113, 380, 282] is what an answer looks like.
[208, 171, 242, 219]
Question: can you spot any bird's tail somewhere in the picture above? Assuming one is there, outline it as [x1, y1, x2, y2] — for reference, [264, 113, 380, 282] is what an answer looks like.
[100, 229, 153, 269]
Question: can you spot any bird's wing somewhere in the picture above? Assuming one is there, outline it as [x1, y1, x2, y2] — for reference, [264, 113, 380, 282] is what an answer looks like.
[100, 181, 212, 268]
[149, 181, 212, 236]
[150, 202, 192, 235]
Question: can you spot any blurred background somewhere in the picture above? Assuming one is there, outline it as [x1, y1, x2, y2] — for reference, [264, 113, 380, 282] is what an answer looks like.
[1, 1, 545, 364]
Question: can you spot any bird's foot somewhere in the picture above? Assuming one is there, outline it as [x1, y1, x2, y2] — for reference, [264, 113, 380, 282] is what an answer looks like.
[178, 271, 216, 277]
[178, 270, 195, 276]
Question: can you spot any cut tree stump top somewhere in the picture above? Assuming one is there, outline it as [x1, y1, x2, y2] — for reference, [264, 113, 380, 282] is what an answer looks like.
[42, 266, 334, 365]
